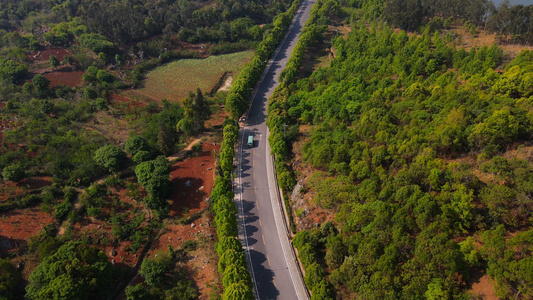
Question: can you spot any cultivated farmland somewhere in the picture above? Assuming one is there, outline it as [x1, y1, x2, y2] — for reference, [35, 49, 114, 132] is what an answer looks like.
[127, 50, 254, 102]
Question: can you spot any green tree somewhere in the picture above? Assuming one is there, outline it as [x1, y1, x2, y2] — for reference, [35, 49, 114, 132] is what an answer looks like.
[132, 151, 152, 164]
[222, 264, 252, 288]
[63, 55, 73, 66]
[26, 242, 113, 300]
[96, 69, 114, 83]
[2, 164, 25, 182]
[125, 136, 150, 156]
[139, 259, 167, 287]
[218, 249, 245, 273]
[0, 258, 23, 300]
[37, 236, 63, 261]
[49, 55, 60, 69]
[216, 236, 243, 256]
[468, 107, 520, 149]
[176, 88, 210, 136]
[222, 282, 254, 300]
[135, 156, 171, 213]
[424, 279, 446, 300]
[0, 58, 27, 83]
[125, 284, 150, 300]
[95, 98, 108, 110]
[164, 281, 198, 300]
[384, 0, 426, 31]
[157, 123, 175, 156]
[93, 145, 127, 173]
[32, 74, 50, 95]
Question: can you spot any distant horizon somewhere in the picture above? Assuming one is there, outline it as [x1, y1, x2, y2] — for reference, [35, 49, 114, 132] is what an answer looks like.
[490, 0, 532, 6]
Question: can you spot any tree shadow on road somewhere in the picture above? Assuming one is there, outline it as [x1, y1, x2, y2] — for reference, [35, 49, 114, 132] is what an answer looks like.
[249, 249, 280, 299]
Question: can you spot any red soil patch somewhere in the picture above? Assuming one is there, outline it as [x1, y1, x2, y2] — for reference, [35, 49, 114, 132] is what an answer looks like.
[0, 181, 25, 202]
[205, 105, 229, 128]
[72, 218, 139, 268]
[26, 47, 82, 87]
[0, 118, 22, 132]
[147, 142, 220, 299]
[150, 216, 214, 254]
[27, 48, 71, 63]
[0, 206, 54, 254]
[23, 176, 52, 190]
[109, 93, 147, 112]
[148, 214, 219, 300]
[42, 67, 84, 87]
[469, 273, 499, 299]
[0, 177, 52, 202]
[169, 142, 219, 217]
[70, 181, 148, 269]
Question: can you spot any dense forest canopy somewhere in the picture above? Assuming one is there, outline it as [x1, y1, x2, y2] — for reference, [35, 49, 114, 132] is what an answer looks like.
[0, 0, 294, 44]
[266, 0, 533, 299]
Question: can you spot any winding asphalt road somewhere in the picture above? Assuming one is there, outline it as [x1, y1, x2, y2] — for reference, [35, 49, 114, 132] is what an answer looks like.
[235, 0, 316, 299]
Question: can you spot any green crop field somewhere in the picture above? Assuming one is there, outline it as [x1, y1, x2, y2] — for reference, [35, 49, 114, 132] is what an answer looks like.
[128, 50, 254, 102]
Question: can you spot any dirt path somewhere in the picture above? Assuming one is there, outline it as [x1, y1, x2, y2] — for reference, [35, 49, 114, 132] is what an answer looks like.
[57, 187, 84, 236]
[167, 138, 202, 160]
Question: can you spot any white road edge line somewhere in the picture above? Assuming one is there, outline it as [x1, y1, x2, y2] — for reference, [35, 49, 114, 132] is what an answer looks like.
[266, 128, 307, 300]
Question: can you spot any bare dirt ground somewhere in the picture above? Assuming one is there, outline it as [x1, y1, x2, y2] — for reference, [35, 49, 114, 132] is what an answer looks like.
[469, 273, 499, 300]
[0, 176, 52, 202]
[0, 206, 54, 254]
[449, 27, 533, 61]
[169, 142, 219, 217]
[72, 219, 140, 267]
[0, 181, 25, 202]
[27, 48, 71, 63]
[26, 48, 84, 87]
[167, 138, 202, 161]
[144, 142, 220, 299]
[205, 104, 229, 129]
[70, 179, 148, 269]
[147, 214, 219, 300]
[42, 67, 84, 87]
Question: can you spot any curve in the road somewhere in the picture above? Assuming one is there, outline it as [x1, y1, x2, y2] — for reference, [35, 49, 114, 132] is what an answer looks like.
[235, 0, 316, 299]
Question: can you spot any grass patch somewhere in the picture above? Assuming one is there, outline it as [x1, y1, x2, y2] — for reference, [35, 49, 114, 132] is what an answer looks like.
[135, 50, 254, 102]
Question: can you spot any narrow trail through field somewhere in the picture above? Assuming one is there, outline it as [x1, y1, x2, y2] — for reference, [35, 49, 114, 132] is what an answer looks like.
[167, 138, 203, 160]
[57, 187, 84, 236]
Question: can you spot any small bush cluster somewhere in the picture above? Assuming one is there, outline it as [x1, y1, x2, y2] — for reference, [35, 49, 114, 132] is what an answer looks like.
[293, 224, 335, 300]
